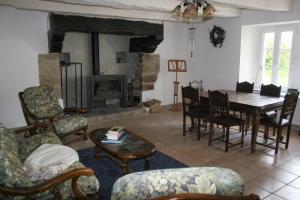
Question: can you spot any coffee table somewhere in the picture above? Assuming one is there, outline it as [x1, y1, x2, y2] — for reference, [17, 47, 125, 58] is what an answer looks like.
[89, 128, 156, 174]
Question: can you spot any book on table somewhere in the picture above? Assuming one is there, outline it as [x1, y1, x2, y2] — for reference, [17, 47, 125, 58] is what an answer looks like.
[108, 126, 124, 135]
[101, 133, 127, 144]
[106, 130, 124, 140]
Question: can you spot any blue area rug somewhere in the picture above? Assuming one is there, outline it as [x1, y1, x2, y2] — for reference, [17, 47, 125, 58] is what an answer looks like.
[77, 147, 188, 200]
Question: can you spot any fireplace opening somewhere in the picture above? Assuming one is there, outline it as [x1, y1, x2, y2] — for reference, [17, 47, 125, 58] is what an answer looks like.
[94, 79, 121, 97]
[87, 75, 128, 111]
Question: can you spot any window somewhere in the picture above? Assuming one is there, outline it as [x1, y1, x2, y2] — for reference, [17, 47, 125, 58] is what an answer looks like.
[261, 30, 294, 88]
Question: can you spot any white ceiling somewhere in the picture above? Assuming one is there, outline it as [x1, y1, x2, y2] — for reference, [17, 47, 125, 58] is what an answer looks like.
[0, 0, 295, 22]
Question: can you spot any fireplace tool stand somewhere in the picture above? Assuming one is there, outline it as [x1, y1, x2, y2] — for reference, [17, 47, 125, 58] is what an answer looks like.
[61, 62, 86, 113]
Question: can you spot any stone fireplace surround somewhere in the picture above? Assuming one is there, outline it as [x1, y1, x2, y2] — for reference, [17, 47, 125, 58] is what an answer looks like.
[40, 13, 163, 112]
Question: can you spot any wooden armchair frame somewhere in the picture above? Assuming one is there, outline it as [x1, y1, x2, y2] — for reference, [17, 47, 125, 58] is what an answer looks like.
[0, 124, 96, 200]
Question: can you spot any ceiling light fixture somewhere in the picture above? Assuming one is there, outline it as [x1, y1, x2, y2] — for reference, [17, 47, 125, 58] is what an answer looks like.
[171, 0, 216, 20]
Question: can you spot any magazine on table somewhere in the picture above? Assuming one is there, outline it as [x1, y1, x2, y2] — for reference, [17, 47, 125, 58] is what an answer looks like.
[101, 133, 127, 144]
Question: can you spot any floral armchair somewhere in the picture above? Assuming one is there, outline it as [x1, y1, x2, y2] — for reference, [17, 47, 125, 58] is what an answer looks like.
[19, 86, 88, 142]
[0, 123, 99, 199]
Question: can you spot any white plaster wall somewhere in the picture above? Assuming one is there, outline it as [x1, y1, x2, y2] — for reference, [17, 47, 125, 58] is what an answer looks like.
[99, 34, 137, 80]
[142, 22, 190, 105]
[239, 26, 261, 87]
[0, 6, 48, 128]
[189, 0, 300, 124]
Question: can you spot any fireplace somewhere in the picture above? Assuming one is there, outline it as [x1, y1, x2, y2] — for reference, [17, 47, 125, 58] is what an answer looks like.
[86, 75, 128, 110]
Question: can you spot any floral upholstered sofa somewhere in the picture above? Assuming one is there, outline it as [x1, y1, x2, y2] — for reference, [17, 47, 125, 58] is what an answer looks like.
[111, 167, 246, 200]
[0, 122, 99, 199]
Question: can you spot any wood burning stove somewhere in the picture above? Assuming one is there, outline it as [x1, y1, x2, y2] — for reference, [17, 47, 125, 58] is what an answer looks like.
[86, 75, 128, 111]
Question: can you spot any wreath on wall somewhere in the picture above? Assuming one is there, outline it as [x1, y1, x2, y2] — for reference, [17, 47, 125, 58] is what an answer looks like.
[209, 25, 226, 48]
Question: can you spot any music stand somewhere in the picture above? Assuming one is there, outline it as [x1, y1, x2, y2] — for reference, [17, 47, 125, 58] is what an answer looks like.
[168, 59, 187, 111]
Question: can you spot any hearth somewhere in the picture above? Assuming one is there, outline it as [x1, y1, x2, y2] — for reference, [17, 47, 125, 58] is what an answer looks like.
[86, 75, 128, 111]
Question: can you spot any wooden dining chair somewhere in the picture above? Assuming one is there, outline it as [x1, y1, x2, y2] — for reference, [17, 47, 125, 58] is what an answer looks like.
[208, 90, 245, 152]
[236, 81, 254, 93]
[260, 84, 281, 97]
[258, 91, 299, 154]
[236, 81, 254, 132]
[181, 86, 209, 140]
[260, 84, 282, 136]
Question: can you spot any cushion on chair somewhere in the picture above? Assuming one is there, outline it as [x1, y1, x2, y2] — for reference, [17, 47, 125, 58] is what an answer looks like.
[111, 167, 244, 200]
[0, 127, 32, 200]
[23, 86, 63, 119]
[262, 117, 289, 127]
[261, 111, 277, 119]
[212, 115, 243, 127]
[24, 144, 79, 181]
[18, 131, 62, 163]
[53, 115, 87, 136]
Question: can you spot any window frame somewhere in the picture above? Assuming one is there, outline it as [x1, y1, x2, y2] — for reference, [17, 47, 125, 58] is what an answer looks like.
[259, 26, 296, 91]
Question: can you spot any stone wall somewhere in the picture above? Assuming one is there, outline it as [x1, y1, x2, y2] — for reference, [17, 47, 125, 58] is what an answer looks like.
[140, 53, 160, 91]
[38, 53, 61, 97]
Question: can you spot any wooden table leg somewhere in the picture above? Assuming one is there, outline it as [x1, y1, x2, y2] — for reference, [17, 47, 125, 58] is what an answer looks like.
[209, 122, 214, 145]
[145, 158, 150, 170]
[251, 108, 260, 153]
[95, 147, 102, 160]
[122, 161, 129, 175]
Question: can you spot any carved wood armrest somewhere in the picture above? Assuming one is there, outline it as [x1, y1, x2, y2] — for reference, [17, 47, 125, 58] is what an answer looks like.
[63, 108, 87, 114]
[14, 123, 49, 134]
[0, 168, 94, 199]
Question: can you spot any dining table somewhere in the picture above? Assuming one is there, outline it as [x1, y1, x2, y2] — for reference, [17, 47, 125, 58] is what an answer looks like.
[199, 90, 284, 152]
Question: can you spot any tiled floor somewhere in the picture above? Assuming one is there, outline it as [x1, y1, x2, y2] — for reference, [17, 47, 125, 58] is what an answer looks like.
[69, 108, 300, 200]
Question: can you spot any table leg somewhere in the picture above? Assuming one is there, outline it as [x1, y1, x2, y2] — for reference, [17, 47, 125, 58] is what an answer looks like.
[145, 158, 150, 170]
[122, 161, 129, 174]
[251, 108, 260, 153]
[95, 147, 101, 160]
[209, 122, 214, 145]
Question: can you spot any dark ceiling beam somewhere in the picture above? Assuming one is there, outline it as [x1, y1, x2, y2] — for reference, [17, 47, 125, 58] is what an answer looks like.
[48, 13, 164, 53]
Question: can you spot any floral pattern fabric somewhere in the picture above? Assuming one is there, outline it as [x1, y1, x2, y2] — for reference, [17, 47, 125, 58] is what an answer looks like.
[1, 125, 99, 200]
[22, 86, 88, 137]
[111, 167, 244, 200]
[23, 86, 63, 119]
[0, 127, 32, 200]
[53, 115, 87, 136]
[18, 130, 62, 162]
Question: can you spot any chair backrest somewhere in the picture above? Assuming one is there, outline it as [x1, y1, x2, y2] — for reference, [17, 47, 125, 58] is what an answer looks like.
[208, 90, 229, 117]
[19, 86, 63, 122]
[189, 80, 204, 92]
[181, 86, 199, 113]
[287, 88, 299, 94]
[260, 84, 281, 97]
[279, 91, 299, 124]
[236, 81, 254, 93]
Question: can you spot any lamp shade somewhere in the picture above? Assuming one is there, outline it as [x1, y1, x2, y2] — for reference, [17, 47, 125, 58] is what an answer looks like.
[171, 5, 182, 17]
[203, 3, 216, 17]
[182, 4, 198, 18]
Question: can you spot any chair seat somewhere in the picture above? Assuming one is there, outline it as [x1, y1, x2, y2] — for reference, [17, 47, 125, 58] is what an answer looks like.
[211, 115, 243, 127]
[186, 104, 209, 118]
[53, 115, 88, 136]
[261, 110, 277, 118]
[261, 117, 289, 127]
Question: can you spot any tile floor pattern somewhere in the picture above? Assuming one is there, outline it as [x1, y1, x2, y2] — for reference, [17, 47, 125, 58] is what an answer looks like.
[68, 108, 300, 200]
